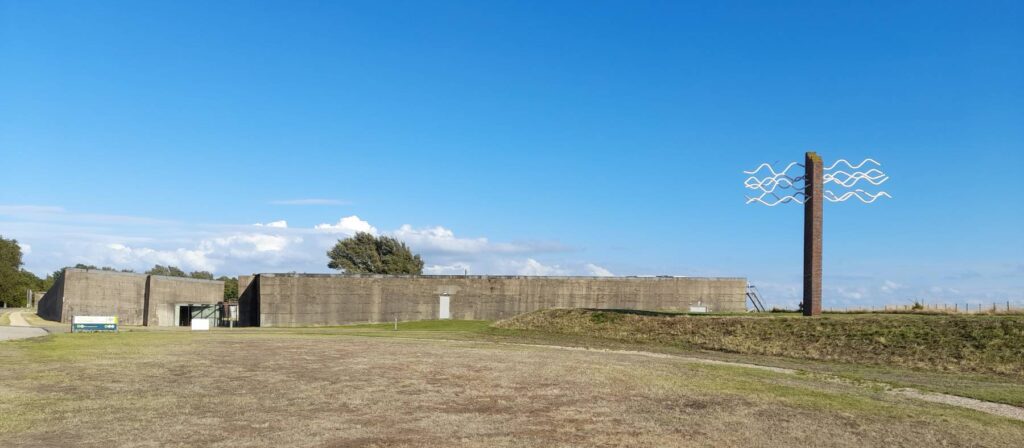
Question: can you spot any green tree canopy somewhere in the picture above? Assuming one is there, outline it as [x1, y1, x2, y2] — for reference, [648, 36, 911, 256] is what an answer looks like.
[327, 232, 424, 274]
[189, 271, 214, 280]
[218, 276, 239, 300]
[146, 265, 188, 277]
[0, 236, 38, 306]
[0, 236, 25, 305]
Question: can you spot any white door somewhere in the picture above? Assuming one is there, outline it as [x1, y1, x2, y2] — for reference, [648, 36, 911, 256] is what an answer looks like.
[439, 295, 451, 319]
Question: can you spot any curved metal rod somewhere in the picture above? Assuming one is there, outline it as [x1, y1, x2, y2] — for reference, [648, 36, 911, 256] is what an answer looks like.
[824, 189, 892, 203]
[824, 158, 881, 171]
[745, 191, 808, 206]
[744, 176, 805, 192]
[742, 161, 804, 176]
[824, 169, 889, 187]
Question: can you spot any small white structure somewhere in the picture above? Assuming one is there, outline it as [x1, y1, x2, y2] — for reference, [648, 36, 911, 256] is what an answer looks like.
[191, 318, 210, 331]
[438, 294, 451, 319]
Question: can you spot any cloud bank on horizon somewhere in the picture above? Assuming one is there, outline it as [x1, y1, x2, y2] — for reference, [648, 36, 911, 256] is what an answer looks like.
[0, 204, 1019, 310]
[0, 205, 608, 280]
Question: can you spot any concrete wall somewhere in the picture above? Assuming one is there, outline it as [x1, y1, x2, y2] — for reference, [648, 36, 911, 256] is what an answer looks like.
[36, 268, 224, 326]
[32, 291, 45, 308]
[237, 275, 259, 327]
[47, 269, 148, 325]
[144, 275, 225, 326]
[37, 270, 67, 322]
[247, 274, 747, 327]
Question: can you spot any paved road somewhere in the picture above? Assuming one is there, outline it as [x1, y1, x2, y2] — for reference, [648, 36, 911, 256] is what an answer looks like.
[0, 311, 48, 341]
[9, 311, 30, 326]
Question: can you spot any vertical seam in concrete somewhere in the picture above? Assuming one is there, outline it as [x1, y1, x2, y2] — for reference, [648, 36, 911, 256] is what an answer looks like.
[143, 275, 152, 326]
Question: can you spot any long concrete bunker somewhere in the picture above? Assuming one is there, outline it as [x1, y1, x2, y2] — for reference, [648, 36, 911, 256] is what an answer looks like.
[37, 268, 225, 326]
[238, 274, 747, 327]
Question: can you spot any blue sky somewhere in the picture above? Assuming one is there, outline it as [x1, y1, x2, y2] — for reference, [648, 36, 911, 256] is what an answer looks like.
[1, 1, 1021, 308]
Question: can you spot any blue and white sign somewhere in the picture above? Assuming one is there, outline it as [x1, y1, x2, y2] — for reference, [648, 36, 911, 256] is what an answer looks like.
[72, 315, 118, 333]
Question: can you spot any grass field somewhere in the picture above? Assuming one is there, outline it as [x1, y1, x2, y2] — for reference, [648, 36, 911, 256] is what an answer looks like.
[1, 319, 1024, 447]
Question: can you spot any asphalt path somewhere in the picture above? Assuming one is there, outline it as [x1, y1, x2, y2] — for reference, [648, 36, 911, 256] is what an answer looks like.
[0, 311, 48, 341]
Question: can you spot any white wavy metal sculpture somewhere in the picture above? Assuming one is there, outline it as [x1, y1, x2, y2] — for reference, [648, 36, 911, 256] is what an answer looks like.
[824, 189, 892, 203]
[746, 191, 807, 206]
[744, 157, 890, 205]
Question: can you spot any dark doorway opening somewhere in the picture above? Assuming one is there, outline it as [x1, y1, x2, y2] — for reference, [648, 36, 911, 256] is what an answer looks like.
[178, 305, 191, 326]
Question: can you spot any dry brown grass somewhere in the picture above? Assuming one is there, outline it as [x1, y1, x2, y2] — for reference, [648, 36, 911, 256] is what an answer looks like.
[498, 309, 1024, 377]
[1, 331, 1023, 447]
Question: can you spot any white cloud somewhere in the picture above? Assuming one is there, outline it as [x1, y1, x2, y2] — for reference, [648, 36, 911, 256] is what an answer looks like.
[393, 225, 492, 254]
[100, 231, 305, 273]
[585, 263, 614, 277]
[390, 224, 563, 255]
[106, 243, 216, 272]
[835, 286, 866, 300]
[271, 199, 349, 206]
[515, 258, 568, 276]
[315, 216, 378, 235]
[880, 280, 903, 293]
[254, 220, 288, 228]
[423, 262, 472, 275]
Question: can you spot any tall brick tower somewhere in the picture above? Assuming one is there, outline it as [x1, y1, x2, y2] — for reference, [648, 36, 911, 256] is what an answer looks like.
[802, 152, 823, 316]
[744, 152, 889, 316]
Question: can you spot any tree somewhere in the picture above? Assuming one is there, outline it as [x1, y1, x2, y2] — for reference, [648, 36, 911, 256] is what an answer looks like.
[218, 276, 239, 300]
[327, 232, 424, 274]
[41, 269, 63, 291]
[0, 236, 31, 306]
[189, 271, 214, 280]
[146, 265, 187, 277]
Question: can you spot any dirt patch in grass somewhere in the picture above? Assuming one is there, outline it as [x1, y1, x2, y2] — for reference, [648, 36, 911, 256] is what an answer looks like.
[497, 309, 1024, 377]
[2, 331, 1024, 447]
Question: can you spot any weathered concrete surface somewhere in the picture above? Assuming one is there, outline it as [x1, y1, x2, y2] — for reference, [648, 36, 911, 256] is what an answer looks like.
[247, 274, 747, 327]
[37, 272, 66, 322]
[37, 268, 223, 326]
[38, 269, 148, 325]
[237, 275, 259, 327]
[32, 291, 44, 308]
[144, 276, 225, 326]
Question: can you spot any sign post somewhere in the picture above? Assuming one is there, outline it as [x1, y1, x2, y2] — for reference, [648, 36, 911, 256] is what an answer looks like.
[72, 316, 118, 333]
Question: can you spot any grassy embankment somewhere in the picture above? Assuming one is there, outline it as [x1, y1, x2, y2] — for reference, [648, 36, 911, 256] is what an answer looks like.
[488, 309, 1024, 404]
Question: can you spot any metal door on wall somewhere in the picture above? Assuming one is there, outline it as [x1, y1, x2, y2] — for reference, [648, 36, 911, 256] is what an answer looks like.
[439, 295, 450, 319]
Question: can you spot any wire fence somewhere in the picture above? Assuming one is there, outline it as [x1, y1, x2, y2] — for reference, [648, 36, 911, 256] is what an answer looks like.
[825, 301, 1024, 314]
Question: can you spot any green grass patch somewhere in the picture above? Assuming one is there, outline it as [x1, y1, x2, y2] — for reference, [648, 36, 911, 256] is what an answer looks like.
[0, 311, 10, 326]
